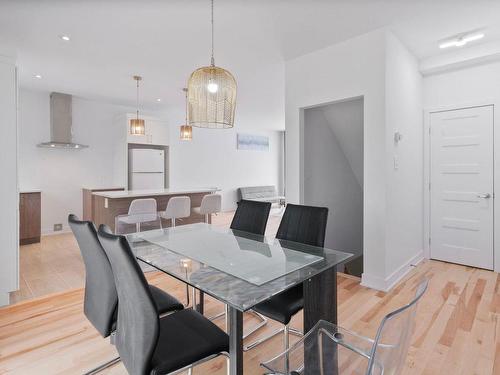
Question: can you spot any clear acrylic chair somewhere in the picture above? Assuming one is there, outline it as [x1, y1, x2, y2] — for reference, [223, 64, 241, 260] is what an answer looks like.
[261, 279, 428, 375]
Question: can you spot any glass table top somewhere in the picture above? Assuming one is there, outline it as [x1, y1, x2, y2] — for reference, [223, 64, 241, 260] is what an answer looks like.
[127, 223, 354, 311]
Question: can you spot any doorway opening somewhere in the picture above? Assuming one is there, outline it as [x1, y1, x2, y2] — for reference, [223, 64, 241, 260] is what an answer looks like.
[302, 97, 364, 276]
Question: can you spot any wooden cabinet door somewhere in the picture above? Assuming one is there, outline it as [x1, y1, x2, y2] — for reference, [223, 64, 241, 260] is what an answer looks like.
[19, 193, 41, 244]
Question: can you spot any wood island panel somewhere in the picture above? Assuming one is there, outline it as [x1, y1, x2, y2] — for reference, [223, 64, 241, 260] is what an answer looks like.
[93, 192, 211, 232]
[82, 188, 125, 221]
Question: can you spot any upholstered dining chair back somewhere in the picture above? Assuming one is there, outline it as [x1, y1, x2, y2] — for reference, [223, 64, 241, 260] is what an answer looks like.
[97, 226, 159, 375]
[275, 204, 328, 247]
[230, 199, 271, 235]
[68, 214, 117, 338]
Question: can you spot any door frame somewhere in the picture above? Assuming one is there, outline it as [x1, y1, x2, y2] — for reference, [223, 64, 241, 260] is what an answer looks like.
[423, 100, 497, 271]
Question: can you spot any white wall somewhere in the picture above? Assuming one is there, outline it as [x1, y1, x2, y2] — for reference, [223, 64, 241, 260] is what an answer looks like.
[0, 54, 18, 306]
[304, 106, 363, 260]
[19, 88, 285, 233]
[423, 61, 500, 108]
[285, 29, 423, 290]
[18, 89, 145, 234]
[384, 32, 424, 281]
[423, 60, 500, 272]
[164, 58, 285, 212]
[285, 29, 388, 284]
[167, 115, 284, 211]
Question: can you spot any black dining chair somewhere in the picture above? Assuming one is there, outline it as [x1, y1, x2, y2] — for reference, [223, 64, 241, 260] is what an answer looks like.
[244, 204, 329, 352]
[97, 225, 230, 375]
[231, 199, 272, 338]
[205, 199, 272, 337]
[68, 215, 184, 374]
[191, 199, 272, 313]
[230, 199, 272, 235]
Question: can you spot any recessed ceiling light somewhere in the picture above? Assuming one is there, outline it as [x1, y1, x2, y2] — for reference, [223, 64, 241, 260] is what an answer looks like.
[439, 31, 485, 49]
[156, 98, 162, 102]
[59, 35, 70, 41]
[34, 74, 42, 79]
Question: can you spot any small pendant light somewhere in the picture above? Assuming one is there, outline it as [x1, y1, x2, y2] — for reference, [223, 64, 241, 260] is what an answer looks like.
[180, 88, 192, 141]
[130, 75, 145, 135]
[187, 0, 237, 129]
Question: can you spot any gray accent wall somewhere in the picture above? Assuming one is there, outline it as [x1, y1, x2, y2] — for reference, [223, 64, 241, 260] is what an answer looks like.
[303, 99, 363, 267]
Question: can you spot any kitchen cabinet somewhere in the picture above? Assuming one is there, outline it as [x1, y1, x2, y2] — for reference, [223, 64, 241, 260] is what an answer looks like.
[19, 192, 41, 245]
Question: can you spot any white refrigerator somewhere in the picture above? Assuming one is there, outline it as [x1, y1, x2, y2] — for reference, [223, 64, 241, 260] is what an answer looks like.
[129, 149, 165, 190]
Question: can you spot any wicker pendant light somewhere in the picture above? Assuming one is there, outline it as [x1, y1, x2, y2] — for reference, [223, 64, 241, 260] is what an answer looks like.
[187, 0, 237, 129]
[180, 88, 192, 141]
[130, 75, 145, 135]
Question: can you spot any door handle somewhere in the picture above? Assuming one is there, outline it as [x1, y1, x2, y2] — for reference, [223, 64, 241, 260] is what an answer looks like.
[477, 193, 491, 199]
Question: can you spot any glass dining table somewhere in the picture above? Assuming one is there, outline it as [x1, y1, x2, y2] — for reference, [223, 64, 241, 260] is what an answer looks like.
[126, 223, 354, 375]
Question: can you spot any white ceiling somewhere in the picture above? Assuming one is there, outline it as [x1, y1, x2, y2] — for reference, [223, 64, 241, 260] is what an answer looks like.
[1, 0, 499, 111]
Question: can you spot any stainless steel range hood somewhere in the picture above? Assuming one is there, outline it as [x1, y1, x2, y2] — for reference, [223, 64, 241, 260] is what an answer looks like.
[37, 92, 88, 149]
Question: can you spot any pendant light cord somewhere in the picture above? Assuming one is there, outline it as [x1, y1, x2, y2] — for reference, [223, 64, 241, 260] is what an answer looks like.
[210, 0, 215, 66]
[184, 88, 188, 124]
[136, 78, 140, 120]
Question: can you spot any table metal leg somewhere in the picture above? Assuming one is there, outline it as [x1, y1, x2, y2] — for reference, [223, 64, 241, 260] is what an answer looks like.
[191, 288, 206, 314]
[303, 266, 338, 375]
[225, 304, 230, 333]
[227, 306, 243, 375]
[197, 291, 205, 314]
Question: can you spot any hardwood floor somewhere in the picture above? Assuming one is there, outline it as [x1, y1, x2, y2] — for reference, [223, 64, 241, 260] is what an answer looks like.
[9, 210, 282, 304]
[2, 260, 500, 374]
[3, 211, 500, 374]
[9, 233, 86, 304]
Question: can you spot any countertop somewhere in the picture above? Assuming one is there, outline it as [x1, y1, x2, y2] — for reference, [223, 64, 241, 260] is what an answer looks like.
[20, 189, 42, 194]
[82, 186, 125, 191]
[93, 187, 220, 199]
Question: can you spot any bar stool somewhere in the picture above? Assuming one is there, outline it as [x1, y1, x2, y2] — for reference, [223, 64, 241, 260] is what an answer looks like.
[192, 194, 222, 223]
[115, 198, 161, 234]
[160, 196, 192, 306]
[161, 196, 191, 227]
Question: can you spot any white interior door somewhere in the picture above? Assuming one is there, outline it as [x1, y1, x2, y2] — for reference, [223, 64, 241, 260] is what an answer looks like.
[430, 105, 494, 269]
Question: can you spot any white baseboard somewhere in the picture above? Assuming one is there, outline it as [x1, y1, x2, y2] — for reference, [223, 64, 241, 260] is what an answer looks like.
[361, 250, 424, 292]
[360, 273, 387, 291]
[0, 291, 10, 307]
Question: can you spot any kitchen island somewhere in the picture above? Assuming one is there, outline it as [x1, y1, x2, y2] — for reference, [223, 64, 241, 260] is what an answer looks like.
[91, 187, 219, 232]
[82, 187, 126, 221]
